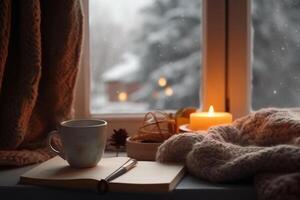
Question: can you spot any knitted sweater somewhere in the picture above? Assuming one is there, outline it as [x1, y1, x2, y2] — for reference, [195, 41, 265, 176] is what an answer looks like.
[157, 108, 300, 200]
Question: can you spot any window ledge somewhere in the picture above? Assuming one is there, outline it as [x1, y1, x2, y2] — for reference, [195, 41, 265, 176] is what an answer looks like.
[91, 113, 146, 122]
[0, 152, 256, 200]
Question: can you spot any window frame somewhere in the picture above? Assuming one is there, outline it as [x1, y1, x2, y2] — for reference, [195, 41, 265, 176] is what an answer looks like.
[74, 0, 251, 130]
[226, 0, 251, 118]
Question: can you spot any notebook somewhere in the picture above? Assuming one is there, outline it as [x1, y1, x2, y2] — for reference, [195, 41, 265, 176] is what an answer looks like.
[20, 156, 185, 193]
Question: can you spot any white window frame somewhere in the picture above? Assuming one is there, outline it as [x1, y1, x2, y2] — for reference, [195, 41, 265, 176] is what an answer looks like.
[74, 0, 251, 134]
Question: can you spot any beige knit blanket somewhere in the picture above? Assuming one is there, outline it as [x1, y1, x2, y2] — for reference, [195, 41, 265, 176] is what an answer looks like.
[157, 108, 300, 200]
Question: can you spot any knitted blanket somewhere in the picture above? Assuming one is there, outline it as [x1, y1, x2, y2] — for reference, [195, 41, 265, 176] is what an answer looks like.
[0, 0, 83, 166]
[156, 108, 300, 200]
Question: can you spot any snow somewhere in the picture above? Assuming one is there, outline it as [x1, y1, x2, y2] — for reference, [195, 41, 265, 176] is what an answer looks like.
[102, 53, 140, 82]
[90, 0, 300, 113]
[91, 101, 149, 114]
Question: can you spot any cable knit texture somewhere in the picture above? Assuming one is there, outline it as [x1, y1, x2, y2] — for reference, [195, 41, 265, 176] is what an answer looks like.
[156, 108, 300, 200]
[0, 0, 83, 166]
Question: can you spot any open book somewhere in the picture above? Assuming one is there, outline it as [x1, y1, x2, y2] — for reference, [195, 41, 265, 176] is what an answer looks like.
[20, 156, 185, 193]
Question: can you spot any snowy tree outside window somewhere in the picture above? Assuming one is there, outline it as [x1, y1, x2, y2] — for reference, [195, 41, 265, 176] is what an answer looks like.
[89, 0, 202, 113]
[89, 0, 300, 114]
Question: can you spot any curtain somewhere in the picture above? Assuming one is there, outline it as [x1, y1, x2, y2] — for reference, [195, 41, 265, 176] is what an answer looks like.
[0, 0, 83, 166]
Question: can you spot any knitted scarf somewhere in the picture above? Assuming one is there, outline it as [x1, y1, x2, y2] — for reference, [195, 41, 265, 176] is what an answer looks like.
[157, 108, 300, 200]
[0, 0, 83, 166]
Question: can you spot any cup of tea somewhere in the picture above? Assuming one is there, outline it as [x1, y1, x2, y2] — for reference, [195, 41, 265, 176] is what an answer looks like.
[48, 119, 107, 168]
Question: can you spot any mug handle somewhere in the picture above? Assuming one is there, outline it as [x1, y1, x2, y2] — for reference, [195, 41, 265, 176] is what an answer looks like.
[48, 130, 65, 159]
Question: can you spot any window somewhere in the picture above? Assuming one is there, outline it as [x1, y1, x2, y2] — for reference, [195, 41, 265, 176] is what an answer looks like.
[252, 0, 300, 109]
[89, 0, 202, 114]
[75, 0, 300, 135]
[75, 0, 245, 120]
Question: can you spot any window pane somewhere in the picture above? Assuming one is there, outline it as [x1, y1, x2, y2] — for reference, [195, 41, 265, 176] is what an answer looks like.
[252, 0, 300, 109]
[89, 0, 202, 113]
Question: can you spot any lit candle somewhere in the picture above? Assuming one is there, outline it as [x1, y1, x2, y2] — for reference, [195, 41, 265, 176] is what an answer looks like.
[189, 105, 232, 131]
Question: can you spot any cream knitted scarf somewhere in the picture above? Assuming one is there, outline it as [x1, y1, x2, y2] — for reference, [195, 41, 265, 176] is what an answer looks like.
[157, 108, 300, 200]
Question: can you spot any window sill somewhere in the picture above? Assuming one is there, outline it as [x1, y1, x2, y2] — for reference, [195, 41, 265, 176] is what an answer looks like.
[0, 152, 256, 200]
[90, 109, 177, 120]
[91, 111, 177, 138]
[91, 113, 147, 122]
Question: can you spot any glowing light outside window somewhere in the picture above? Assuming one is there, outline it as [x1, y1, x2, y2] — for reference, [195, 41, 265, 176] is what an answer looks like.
[158, 77, 167, 87]
[165, 87, 174, 96]
[118, 92, 128, 102]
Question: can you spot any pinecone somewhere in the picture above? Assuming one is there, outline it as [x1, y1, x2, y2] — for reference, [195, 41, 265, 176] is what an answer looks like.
[109, 129, 128, 156]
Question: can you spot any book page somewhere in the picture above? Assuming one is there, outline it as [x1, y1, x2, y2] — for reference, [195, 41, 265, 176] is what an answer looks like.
[21, 156, 130, 181]
[112, 161, 184, 184]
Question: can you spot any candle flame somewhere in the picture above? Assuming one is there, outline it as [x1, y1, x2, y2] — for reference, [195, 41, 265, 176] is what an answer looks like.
[208, 105, 214, 116]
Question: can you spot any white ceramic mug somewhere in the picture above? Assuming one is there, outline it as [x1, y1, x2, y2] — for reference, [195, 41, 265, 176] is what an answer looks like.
[48, 119, 107, 168]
